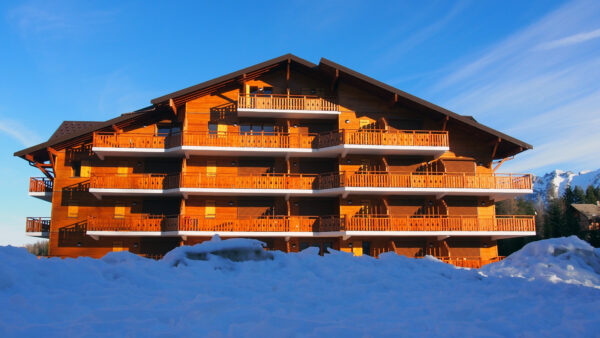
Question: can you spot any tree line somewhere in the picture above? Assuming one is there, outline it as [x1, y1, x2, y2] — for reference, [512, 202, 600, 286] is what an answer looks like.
[496, 185, 600, 255]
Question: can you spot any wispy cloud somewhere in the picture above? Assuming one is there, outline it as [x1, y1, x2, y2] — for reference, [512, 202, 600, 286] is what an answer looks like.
[6, 1, 116, 39]
[535, 27, 600, 50]
[0, 117, 43, 147]
[427, 0, 600, 174]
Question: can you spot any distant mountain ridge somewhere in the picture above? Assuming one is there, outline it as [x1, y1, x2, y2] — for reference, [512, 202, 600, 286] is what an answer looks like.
[531, 169, 600, 202]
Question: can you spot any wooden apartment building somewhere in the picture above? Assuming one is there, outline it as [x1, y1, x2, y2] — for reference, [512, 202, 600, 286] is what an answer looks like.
[16, 54, 535, 267]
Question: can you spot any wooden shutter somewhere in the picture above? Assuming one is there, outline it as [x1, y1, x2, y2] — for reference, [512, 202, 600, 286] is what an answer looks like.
[67, 202, 78, 218]
[206, 161, 217, 177]
[205, 200, 216, 219]
[217, 124, 227, 137]
[114, 204, 125, 219]
[81, 160, 91, 178]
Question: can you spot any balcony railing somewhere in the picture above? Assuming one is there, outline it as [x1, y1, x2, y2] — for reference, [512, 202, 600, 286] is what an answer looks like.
[237, 94, 339, 111]
[90, 173, 179, 190]
[179, 215, 322, 232]
[344, 215, 535, 232]
[89, 171, 532, 191]
[83, 214, 534, 233]
[318, 129, 449, 148]
[180, 173, 318, 190]
[26, 217, 51, 233]
[93, 132, 182, 149]
[182, 131, 317, 149]
[92, 129, 449, 150]
[326, 171, 533, 190]
[29, 177, 53, 193]
[87, 215, 180, 232]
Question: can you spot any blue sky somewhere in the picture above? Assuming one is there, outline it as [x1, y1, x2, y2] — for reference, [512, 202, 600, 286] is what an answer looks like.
[1, 0, 599, 245]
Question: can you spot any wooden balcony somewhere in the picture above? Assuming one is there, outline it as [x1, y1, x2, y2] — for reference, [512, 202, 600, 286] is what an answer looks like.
[26, 217, 50, 237]
[90, 173, 179, 191]
[92, 129, 449, 158]
[89, 171, 532, 198]
[179, 215, 322, 232]
[319, 129, 449, 148]
[180, 173, 318, 192]
[87, 215, 179, 232]
[29, 177, 53, 201]
[93, 132, 182, 149]
[83, 214, 534, 235]
[237, 94, 340, 119]
[324, 171, 533, 197]
[343, 215, 536, 233]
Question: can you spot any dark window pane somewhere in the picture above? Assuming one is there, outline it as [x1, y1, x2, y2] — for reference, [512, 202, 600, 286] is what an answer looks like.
[251, 125, 262, 133]
[263, 87, 273, 94]
[249, 86, 259, 94]
[240, 124, 251, 134]
[208, 123, 218, 135]
[263, 125, 274, 134]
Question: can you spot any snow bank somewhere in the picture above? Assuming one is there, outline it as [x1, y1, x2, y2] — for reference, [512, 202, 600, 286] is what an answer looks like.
[162, 236, 273, 267]
[0, 238, 599, 336]
[481, 236, 600, 289]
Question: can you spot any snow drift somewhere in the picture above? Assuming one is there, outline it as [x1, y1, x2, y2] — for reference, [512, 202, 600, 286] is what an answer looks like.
[481, 236, 600, 289]
[0, 237, 599, 336]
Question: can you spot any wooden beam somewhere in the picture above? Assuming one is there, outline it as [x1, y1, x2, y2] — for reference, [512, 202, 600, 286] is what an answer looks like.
[169, 98, 177, 116]
[286, 59, 290, 96]
[330, 68, 339, 93]
[491, 138, 501, 160]
[492, 156, 513, 172]
[441, 116, 449, 131]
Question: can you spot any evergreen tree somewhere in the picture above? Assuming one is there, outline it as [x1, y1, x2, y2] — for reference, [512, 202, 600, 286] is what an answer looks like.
[585, 185, 599, 204]
[573, 186, 586, 203]
[544, 198, 564, 238]
[562, 186, 580, 236]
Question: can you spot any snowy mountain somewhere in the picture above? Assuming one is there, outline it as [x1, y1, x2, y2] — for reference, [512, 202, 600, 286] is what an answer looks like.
[532, 168, 600, 202]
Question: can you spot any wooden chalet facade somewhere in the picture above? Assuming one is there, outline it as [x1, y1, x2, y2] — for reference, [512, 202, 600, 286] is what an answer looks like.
[16, 54, 535, 267]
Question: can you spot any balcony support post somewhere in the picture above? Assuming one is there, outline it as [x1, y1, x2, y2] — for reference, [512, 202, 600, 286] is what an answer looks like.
[491, 137, 501, 161]
[441, 116, 449, 131]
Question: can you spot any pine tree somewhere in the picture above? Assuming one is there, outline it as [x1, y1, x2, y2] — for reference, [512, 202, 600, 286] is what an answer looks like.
[544, 198, 564, 238]
[561, 186, 580, 236]
[585, 185, 598, 204]
[573, 186, 586, 204]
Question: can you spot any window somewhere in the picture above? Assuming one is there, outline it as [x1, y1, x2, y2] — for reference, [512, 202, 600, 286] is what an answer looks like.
[249, 86, 259, 94]
[248, 86, 273, 95]
[208, 123, 227, 136]
[67, 202, 78, 218]
[262, 86, 273, 94]
[71, 162, 81, 177]
[157, 125, 172, 136]
[208, 123, 218, 135]
[240, 124, 275, 135]
[205, 200, 216, 219]
[81, 160, 91, 178]
[206, 161, 216, 177]
[114, 204, 125, 219]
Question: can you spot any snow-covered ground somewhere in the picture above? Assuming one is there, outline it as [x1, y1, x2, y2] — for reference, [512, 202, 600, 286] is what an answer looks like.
[1, 237, 599, 337]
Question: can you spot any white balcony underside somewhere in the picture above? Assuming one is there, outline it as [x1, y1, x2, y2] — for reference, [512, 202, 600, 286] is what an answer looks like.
[92, 145, 449, 159]
[28, 192, 52, 202]
[86, 230, 535, 239]
[26, 232, 49, 238]
[237, 108, 341, 119]
[89, 187, 533, 200]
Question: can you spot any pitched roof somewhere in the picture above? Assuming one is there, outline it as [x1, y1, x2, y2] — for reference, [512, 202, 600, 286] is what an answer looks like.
[14, 107, 154, 158]
[150, 54, 317, 105]
[16, 54, 533, 159]
[572, 204, 600, 219]
[48, 121, 104, 142]
[317, 57, 532, 151]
